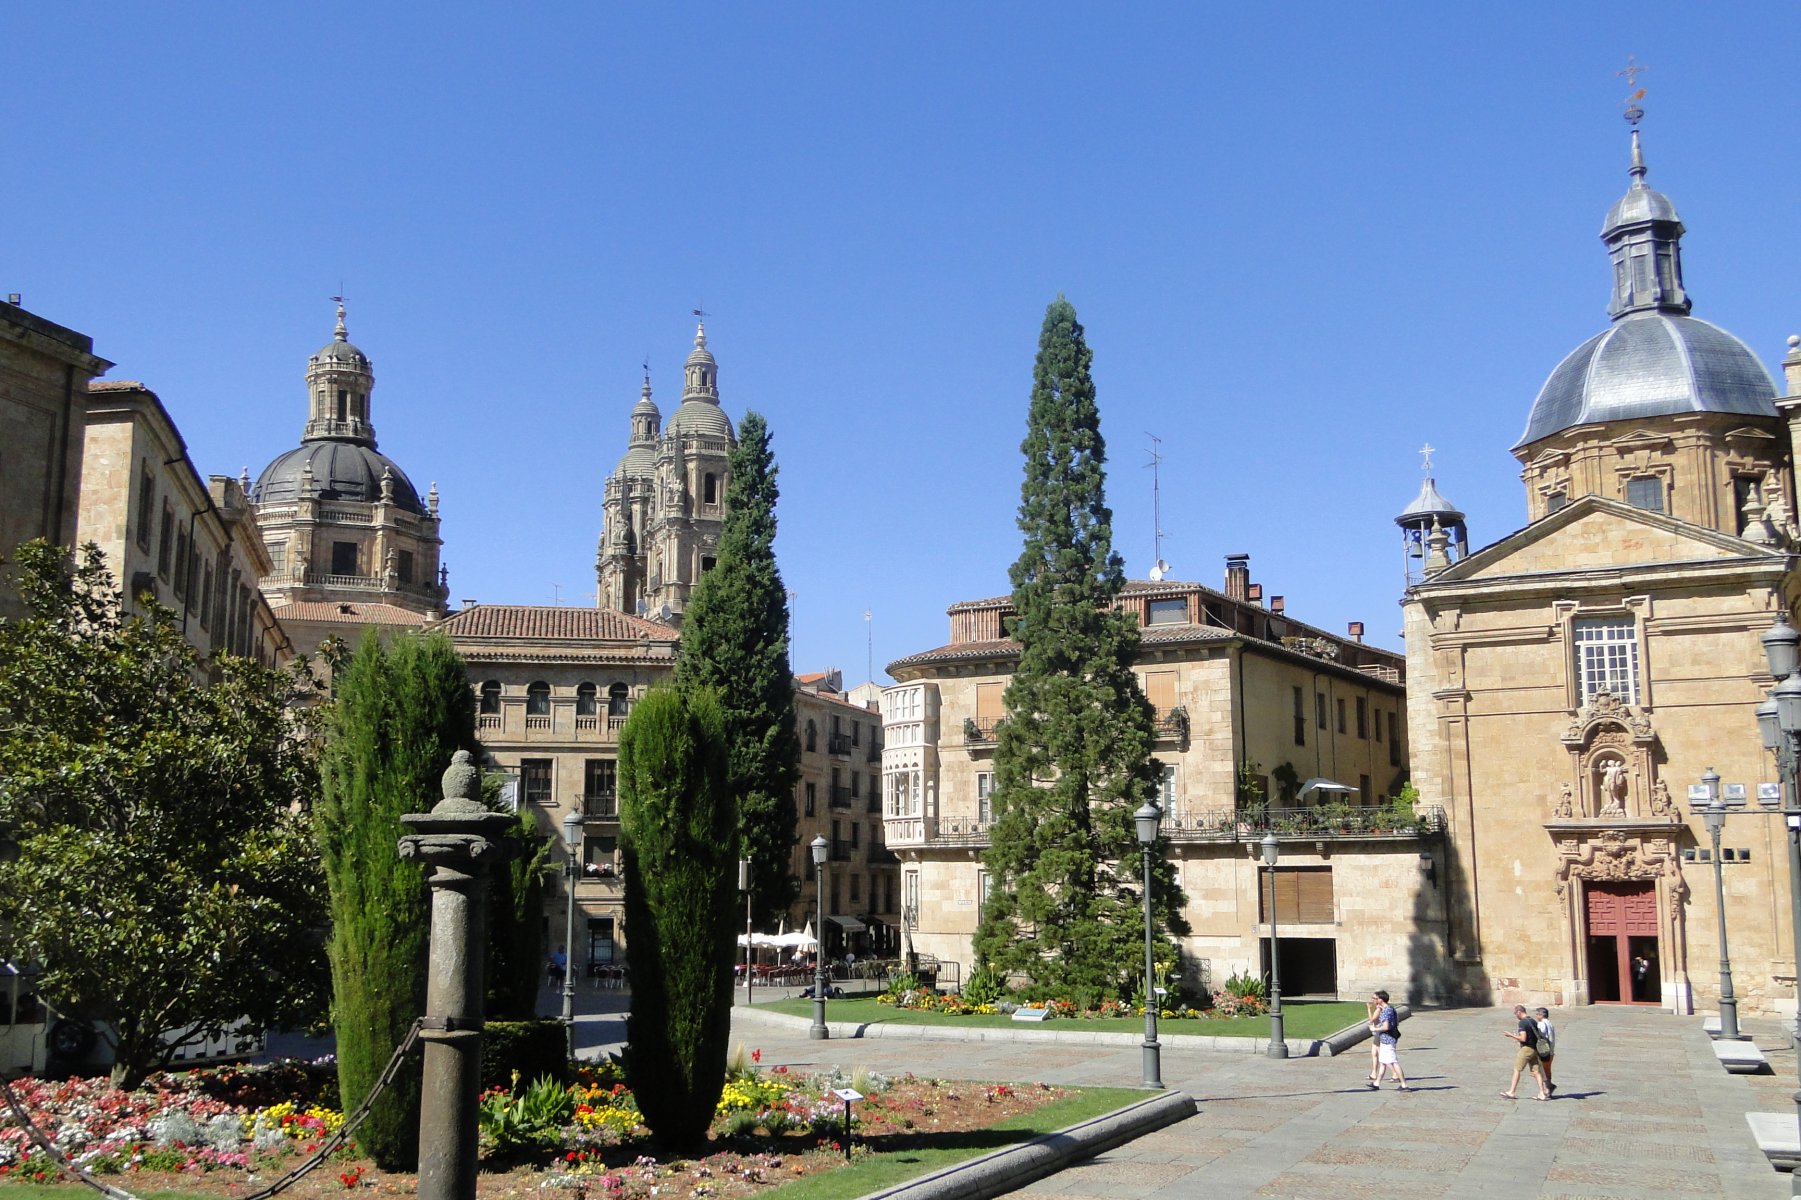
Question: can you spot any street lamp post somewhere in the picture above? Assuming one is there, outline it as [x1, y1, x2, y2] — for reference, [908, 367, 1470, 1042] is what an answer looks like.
[809, 836, 829, 1040]
[1260, 832, 1288, 1059]
[1699, 768, 1740, 1042]
[560, 810, 582, 1061]
[1756, 612, 1801, 1197]
[740, 857, 754, 1008]
[1134, 802, 1164, 1090]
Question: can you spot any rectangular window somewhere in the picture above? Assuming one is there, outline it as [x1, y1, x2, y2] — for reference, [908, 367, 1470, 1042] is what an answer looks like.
[805, 781, 817, 816]
[1356, 696, 1368, 739]
[977, 870, 993, 913]
[1159, 764, 1177, 810]
[977, 772, 993, 823]
[851, 721, 860, 745]
[136, 469, 155, 550]
[1359, 773, 1372, 804]
[583, 760, 617, 815]
[972, 681, 1005, 739]
[1336, 698, 1347, 734]
[1258, 866, 1334, 925]
[1574, 616, 1640, 705]
[1292, 685, 1305, 746]
[1316, 693, 1327, 730]
[199, 563, 214, 629]
[1143, 670, 1177, 720]
[331, 541, 359, 576]
[521, 759, 553, 807]
[850, 821, 860, 848]
[1389, 712, 1401, 766]
[1147, 598, 1187, 625]
[850, 873, 861, 904]
[157, 506, 175, 579]
[830, 874, 841, 916]
[588, 917, 616, 964]
[1625, 475, 1664, 512]
[398, 550, 415, 584]
[1374, 706, 1383, 742]
[904, 871, 919, 925]
[265, 540, 284, 580]
[174, 529, 190, 598]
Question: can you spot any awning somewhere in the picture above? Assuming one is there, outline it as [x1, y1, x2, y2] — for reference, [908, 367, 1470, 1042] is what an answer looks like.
[825, 916, 867, 933]
[866, 916, 900, 927]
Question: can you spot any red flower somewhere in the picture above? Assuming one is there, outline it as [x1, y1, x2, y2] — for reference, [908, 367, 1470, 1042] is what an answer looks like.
[751, 1049, 761, 1062]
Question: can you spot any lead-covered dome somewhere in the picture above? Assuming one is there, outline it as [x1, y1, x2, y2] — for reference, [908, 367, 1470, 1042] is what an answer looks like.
[254, 441, 426, 514]
[1517, 313, 1777, 448]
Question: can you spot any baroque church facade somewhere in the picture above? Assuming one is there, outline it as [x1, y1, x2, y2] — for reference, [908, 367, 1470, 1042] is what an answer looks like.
[1404, 121, 1801, 1015]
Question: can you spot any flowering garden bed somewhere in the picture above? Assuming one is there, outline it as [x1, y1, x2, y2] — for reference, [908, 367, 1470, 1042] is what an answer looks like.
[768, 995, 1368, 1039]
[0, 1055, 1141, 1200]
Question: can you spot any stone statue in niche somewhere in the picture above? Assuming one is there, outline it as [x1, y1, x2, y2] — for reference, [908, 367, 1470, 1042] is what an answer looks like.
[1650, 778, 1675, 818]
[1598, 758, 1629, 818]
[1554, 782, 1574, 819]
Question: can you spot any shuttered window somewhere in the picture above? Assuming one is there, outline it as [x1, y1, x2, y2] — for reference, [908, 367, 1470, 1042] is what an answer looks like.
[1142, 670, 1178, 715]
[973, 682, 1005, 738]
[1259, 867, 1334, 925]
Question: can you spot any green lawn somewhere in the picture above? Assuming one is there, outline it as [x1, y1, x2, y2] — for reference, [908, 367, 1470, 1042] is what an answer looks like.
[762, 1086, 1149, 1199]
[762, 997, 1367, 1040]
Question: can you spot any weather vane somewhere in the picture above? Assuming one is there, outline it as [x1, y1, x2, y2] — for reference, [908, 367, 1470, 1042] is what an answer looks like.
[1618, 56, 1648, 126]
[1420, 443, 1435, 474]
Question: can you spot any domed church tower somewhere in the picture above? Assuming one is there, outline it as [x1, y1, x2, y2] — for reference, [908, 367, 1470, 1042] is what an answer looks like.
[1514, 121, 1792, 533]
[596, 320, 737, 624]
[252, 304, 448, 639]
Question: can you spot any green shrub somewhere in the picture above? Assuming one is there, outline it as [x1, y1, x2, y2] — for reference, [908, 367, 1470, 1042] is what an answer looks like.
[885, 972, 921, 995]
[482, 1020, 569, 1090]
[1223, 969, 1267, 1000]
[478, 1073, 576, 1158]
[963, 964, 1005, 1006]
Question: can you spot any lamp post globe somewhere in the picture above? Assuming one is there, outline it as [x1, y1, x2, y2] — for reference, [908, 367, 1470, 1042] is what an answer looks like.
[1259, 832, 1287, 1058]
[1133, 802, 1164, 1089]
[809, 835, 830, 1040]
[560, 810, 583, 1059]
[1764, 612, 1801, 681]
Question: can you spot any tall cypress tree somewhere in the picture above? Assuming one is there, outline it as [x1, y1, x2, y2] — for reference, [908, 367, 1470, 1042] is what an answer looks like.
[317, 629, 479, 1170]
[674, 411, 801, 926]
[972, 297, 1188, 1005]
[618, 686, 736, 1149]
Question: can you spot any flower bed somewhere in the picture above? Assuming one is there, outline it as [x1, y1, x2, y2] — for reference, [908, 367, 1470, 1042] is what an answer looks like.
[876, 986, 1263, 1020]
[0, 1054, 1081, 1200]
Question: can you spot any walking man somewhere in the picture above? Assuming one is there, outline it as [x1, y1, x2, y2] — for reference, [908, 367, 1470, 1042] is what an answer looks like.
[1534, 1007, 1557, 1096]
[1368, 989, 1408, 1090]
[1502, 1004, 1549, 1100]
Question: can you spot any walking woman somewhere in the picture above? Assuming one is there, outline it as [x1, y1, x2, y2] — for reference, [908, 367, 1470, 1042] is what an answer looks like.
[1368, 989, 1408, 1090]
[1534, 1006, 1557, 1097]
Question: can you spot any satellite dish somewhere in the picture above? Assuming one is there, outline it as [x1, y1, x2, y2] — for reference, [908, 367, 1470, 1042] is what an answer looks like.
[1149, 559, 1170, 581]
[635, 597, 648, 615]
[658, 603, 674, 622]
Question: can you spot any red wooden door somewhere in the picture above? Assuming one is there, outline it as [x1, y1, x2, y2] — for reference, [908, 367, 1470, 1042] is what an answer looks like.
[1585, 881, 1658, 1004]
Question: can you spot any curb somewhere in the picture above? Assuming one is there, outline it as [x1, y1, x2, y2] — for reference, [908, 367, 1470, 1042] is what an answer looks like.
[853, 1089, 1196, 1200]
[1319, 1004, 1414, 1057]
[733, 1004, 1326, 1056]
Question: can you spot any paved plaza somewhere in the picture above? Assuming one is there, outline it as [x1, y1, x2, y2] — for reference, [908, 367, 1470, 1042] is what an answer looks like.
[716, 1001, 1797, 1199]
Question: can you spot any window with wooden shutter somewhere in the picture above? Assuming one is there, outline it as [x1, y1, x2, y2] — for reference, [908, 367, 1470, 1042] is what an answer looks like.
[1259, 866, 1334, 925]
[1142, 670, 1177, 717]
[973, 682, 1005, 739]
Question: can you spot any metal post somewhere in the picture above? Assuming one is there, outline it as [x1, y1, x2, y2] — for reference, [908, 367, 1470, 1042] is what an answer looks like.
[562, 855, 578, 1058]
[1780, 741, 1801, 1198]
[1706, 796, 1740, 1041]
[1266, 855, 1288, 1058]
[1140, 841, 1163, 1088]
[810, 853, 829, 1039]
[741, 858, 754, 1008]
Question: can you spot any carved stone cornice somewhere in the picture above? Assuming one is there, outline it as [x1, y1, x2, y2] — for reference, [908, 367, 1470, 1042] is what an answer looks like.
[1561, 691, 1654, 745]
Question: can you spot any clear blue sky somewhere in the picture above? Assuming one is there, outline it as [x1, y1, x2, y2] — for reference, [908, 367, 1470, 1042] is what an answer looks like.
[7, 4, 1796, 683]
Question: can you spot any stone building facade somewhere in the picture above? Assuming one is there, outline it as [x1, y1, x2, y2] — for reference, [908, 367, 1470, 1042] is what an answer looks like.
[1402, 124, 1801, 1016]
[79, 381, 288, 665]
[250, 306, 447, 658]
[0, 299, 111, 617]
[883, 570, 1431, 999]
[596, 323, 735, 625]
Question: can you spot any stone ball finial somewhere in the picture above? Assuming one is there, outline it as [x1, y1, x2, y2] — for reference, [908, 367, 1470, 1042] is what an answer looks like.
[442, 749, 481, 805]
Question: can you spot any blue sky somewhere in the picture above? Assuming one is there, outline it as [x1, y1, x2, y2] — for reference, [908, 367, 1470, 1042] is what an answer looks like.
[7, 4, 1796, 683]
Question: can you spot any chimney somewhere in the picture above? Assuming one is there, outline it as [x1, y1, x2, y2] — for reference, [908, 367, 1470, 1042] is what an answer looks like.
[1247, 583, 1264, 605]
[1270, 595, 1285, 614]
[1224, 554, 1251, 601]
[1348, 620, 1365, 643]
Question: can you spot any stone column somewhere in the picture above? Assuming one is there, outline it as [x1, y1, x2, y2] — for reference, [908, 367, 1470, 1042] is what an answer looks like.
[398, 750, 517, 1200]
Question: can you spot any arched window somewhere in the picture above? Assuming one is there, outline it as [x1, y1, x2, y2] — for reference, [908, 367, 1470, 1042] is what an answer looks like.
[576, 683, 598, 716]
[704, 473, 718, 504]
[806, 720, 817, 752]
[479, 681, 501, 714]
[608, 683, 630, 716]
[526, 681, 551, 716]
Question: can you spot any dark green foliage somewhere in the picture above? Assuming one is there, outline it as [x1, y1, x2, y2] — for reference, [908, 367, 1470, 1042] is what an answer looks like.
[618, 687, 737, 1149]
[0, 542, 327, 1089]
[972, 298, 1188, 1001]
[480, 1020, 570, 1090]
[317, 629, 479, 1171]
[485, 803, 550, 1020]
[674, 411, 801, 926]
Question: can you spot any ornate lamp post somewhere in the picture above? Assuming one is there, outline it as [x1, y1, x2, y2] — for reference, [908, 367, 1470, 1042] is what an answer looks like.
[740, 857, 754, 1007]
[1134, 802, 1164, 1089]
[1260, 832, 1288, 1059]
[1697, 768, 1741, 1042]
[1755, 612, 1801, 1196]
[809, 835, 830, 1040]
[560, 810, 582, 1059]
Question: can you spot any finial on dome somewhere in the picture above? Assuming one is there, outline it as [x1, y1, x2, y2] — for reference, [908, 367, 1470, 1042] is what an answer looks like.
[691, 305, 709, 348]
[330, 294, 349, 342]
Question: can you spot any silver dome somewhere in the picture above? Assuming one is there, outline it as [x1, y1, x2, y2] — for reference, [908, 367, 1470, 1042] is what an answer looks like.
[1516, 313, 1777, 448]
[613, 444, 658, 479]
[255, 441, 426, 514]
[664, 400, 734, 439]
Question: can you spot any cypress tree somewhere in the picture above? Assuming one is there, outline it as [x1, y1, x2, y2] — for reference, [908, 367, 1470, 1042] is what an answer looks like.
[618, 686, 736, 1149]
[674, 411, 801, 926]
[972, 297, 1188, 1005]
[317, 629, 479, 1170]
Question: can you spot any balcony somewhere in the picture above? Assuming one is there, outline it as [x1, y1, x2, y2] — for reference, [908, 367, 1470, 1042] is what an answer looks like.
[828, 785, 854, 810]
[830, 840, 854, 862]
[827, 733, 853, 757]
[583, 792, 618, 819]
[962, 717, 1001, 747]
[1151, 706, 1189, 743]
[882, 815, 994, 848]
[1160, 804, 1446, 843]
[866, 743, 883, 763]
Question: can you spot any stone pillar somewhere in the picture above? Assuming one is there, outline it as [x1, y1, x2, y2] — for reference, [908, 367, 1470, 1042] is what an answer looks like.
[398, 750, 517, 1200]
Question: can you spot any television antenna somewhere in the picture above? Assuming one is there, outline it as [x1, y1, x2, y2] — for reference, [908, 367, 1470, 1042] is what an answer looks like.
[864, 609, 873, 683]
[1145, 433, 1170, 580]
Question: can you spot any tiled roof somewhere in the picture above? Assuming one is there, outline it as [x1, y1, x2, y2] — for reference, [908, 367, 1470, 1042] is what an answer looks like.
[888, 638, 1020, 669]
[438, 605, 677, 643]
[274, 601, 430, 626]
[89, 379, 150, 392]
[944, 579, 1213, 613]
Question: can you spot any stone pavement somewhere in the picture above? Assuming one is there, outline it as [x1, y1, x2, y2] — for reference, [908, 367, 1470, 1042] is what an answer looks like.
[720, 1003, 1794, 1200]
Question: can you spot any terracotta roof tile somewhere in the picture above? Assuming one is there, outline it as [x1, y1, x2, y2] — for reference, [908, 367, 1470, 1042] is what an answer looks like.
[438, 605, 677, 643]
[273, 600, 431, 626]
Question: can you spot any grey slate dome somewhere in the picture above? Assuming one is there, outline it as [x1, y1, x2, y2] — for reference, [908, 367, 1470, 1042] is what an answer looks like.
[664, 400, 734, 439]
[255, 441, 426, 514]
[1516, 313, 1777, 448]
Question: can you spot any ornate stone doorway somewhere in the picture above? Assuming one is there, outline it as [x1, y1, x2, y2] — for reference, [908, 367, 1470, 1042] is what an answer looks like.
[1585, 880, 1661, 1005]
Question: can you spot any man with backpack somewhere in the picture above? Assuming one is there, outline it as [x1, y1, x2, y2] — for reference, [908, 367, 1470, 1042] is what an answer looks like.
[1368, 989, 1408, 1090]
[1502, 1004, 1550, 1100]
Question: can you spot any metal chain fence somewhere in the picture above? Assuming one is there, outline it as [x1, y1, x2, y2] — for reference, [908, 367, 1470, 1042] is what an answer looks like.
[1, 1019, 424, 1200]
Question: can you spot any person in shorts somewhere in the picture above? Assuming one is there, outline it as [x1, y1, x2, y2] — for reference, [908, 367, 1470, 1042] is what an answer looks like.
[1368, 989, 1408, 1091]
[1534, 1007, 1556, 1096]
[1502, 1004, 1548, 1100]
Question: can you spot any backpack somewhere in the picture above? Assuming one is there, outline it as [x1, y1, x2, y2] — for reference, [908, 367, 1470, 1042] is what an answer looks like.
[1535, 1019, 1554, 1058]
